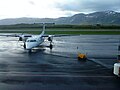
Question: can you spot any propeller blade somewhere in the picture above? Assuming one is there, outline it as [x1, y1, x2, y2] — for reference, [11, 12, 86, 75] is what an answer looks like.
[23, 42, 26, 49]
[49, 43, 53, 50]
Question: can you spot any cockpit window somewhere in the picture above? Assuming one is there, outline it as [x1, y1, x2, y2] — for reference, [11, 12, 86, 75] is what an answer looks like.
[24, 36, 32, 37]
[27, 40, 37, 42]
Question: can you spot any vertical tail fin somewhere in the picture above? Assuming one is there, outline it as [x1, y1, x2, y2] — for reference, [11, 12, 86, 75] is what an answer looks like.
[40, 23, 55, 36]
[40, 24, 45, 36]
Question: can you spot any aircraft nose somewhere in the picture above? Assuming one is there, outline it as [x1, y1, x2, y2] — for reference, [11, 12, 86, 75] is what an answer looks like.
[25, 42, 32, 50]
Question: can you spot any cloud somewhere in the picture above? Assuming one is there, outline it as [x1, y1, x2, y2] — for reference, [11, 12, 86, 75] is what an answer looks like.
[0, 0, 120, 19]
[28, 0, 35, 5]
[55, 0, 120, 13]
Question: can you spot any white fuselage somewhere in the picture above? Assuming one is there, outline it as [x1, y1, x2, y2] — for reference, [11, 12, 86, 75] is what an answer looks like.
[25, 35, 44, 50]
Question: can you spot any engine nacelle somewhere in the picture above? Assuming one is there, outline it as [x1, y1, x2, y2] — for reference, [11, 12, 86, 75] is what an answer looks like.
[19, 35, 32, 41]
[19, 37, 23, 41]
[48, 35, 53, 42]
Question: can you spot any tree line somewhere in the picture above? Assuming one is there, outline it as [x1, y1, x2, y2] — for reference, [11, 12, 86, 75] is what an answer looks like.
[0, 23, 120, 29]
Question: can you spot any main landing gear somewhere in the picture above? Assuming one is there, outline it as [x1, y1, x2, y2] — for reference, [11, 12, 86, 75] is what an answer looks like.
[49, 42, 53, 50]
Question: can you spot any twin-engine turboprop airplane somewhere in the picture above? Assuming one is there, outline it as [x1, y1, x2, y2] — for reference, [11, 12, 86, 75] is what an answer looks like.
[0, 24, 56, 52]
[23, 24, 54, 52]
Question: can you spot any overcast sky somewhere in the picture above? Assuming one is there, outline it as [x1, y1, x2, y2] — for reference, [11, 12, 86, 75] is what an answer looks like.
[0, 0, 120, 19]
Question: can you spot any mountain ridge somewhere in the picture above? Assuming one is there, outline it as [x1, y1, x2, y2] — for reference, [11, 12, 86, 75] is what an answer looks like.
[0, 11, 120, 25]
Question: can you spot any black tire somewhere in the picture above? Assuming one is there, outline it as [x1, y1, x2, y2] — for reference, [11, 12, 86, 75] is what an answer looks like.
[50, 44, 53, 50]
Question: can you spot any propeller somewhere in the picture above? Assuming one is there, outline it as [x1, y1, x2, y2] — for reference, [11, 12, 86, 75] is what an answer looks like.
[49, 42, 53, 50]
[18, 33, 24, 41]
[19, 37, 22, 41]
[48, 36, 53, 42]
[48, 36, 53, 50]
[23, 42, 26, 49]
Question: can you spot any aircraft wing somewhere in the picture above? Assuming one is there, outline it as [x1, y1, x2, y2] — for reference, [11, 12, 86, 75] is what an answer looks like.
[0, 33, 79, 38]
[42, 34, 79, 37]
[0, 33, 19, 37]
[53, 34, 79, 37]
[0, 33, 32, 37]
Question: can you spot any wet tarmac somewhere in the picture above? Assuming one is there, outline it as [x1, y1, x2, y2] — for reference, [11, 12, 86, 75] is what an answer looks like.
[0, 35, 120, 90]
